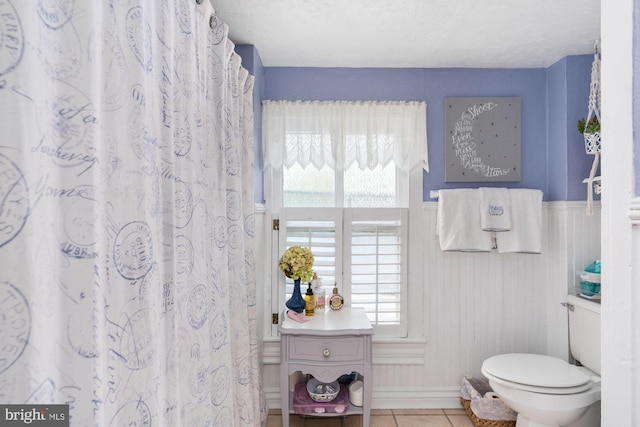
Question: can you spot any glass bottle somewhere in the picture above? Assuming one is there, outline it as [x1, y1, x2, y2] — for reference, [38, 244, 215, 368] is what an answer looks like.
[329, 283, 344, 310]
[305, 283, 315, 316]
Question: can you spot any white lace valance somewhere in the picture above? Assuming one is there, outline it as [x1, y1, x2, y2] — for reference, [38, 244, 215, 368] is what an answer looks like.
[262, 100, 429, 172]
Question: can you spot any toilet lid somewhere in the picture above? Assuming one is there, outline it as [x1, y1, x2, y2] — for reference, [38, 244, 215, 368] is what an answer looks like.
[482, 353, 590, 390]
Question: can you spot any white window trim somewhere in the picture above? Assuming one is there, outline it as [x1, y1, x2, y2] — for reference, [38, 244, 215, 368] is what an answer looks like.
[257, 201, 426, 364]
[406, 166, 425, 340]
[261, 166, 426, 362]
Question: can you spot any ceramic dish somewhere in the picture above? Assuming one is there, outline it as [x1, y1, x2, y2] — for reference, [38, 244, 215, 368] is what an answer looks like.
[306, 378, 340, 402]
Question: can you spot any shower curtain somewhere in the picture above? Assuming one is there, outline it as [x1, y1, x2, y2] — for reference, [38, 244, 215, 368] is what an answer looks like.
[0, 0, 264, 425]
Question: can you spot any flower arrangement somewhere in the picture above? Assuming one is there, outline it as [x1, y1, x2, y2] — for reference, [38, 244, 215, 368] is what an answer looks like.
[278, 246, 314, 282]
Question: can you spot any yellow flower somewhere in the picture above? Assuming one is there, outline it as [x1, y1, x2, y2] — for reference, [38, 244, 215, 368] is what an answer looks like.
[278, 246, 314, 282]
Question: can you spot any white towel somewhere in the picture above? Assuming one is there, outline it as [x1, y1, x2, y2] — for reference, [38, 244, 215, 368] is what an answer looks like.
[479, 187, 512, 231]
[436, 189, 493, 252]
[495, 189, 543, 253]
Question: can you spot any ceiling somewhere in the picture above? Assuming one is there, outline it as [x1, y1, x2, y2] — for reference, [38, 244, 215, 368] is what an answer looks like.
[208, 0, 601, 69]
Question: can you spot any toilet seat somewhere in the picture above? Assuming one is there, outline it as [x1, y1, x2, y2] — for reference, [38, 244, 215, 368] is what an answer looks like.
[482, 353, 593, 395]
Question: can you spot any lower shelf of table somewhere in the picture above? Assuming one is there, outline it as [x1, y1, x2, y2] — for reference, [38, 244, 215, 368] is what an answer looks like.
[288, 385, 364, 417]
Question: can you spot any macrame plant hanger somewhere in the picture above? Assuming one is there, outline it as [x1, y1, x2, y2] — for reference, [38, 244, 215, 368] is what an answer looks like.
[583, 40, 601, 215]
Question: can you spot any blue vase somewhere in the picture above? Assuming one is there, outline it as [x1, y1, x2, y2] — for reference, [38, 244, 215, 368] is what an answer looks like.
[286, 279, 306, 313]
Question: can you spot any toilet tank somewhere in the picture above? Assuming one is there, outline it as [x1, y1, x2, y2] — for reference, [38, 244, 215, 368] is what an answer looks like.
[567, 294, 601, 375]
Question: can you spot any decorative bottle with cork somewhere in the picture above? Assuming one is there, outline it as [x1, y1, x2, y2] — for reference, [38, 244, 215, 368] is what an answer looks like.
[305, 283, 315, 316]
[329, 283, 344, 310]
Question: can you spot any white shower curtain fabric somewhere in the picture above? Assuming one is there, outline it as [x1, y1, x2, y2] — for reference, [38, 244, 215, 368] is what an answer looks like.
[0, 1, 264, 426]
[262, 100, 429, 173]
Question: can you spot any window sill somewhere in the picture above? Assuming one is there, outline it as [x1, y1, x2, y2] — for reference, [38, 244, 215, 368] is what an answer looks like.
[262, 336, 427, 365]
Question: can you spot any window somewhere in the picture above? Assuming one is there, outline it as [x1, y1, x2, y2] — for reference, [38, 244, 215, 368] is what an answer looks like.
[282, 161, 398, 208]
[264, 101, 427, 337]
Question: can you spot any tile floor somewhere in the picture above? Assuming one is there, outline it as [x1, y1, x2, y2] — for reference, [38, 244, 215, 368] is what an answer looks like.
[267, 409, 475, 427]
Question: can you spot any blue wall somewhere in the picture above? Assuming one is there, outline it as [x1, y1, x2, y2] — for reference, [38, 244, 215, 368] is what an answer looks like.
[234, 45, 265, 203]
[236, 45, 595, 203]
[547, 55, 599, 201]
[547, 59, 569, 201]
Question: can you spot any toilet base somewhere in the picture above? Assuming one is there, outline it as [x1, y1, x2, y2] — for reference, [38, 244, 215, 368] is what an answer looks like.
[515, 413, 549, 427]
[515, 400, 600, 427]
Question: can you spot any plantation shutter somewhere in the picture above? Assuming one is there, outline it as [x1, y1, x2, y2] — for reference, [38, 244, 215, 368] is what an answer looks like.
[278, 209, 342, 294]
[344, 208, 408, 337]
[278, 207, 407, 336]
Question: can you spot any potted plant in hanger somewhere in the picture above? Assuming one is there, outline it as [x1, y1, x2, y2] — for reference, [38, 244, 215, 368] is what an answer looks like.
[577, 116, 601, 154]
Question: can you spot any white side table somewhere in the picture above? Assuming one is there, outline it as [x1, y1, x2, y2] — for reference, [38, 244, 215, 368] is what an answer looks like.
[279, 307, 373, 427]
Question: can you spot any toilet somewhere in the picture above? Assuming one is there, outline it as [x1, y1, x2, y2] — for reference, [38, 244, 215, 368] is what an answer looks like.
[481, 295, 601, 427]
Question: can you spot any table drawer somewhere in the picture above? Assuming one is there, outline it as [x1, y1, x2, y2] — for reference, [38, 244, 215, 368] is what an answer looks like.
[288, 336, 365, 362]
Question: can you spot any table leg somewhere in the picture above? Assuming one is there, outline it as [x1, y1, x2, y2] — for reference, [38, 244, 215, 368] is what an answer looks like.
[281, 366, 290, 427]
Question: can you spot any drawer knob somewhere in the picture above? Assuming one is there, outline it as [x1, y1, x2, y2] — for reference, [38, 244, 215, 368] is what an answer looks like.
[323, 349, 331, 358]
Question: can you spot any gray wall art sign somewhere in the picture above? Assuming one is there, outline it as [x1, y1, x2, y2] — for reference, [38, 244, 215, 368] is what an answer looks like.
[445, 97, 521, 182]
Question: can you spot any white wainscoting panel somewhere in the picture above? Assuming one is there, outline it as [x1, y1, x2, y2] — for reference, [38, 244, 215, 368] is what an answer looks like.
[259, 201, 601, 409]
[417, 202, 548, 388]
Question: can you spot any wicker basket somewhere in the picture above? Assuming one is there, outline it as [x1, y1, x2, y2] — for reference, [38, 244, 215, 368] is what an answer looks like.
[460, 397, 516, 427]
